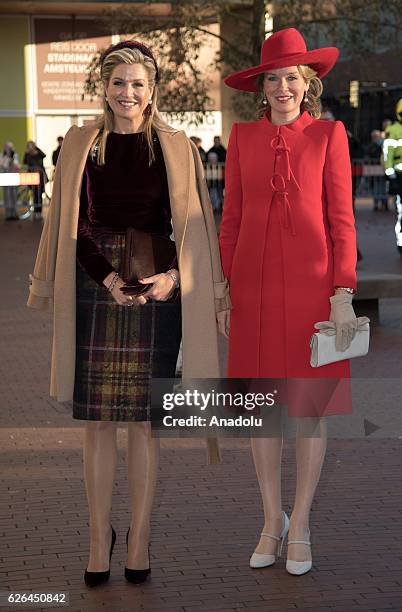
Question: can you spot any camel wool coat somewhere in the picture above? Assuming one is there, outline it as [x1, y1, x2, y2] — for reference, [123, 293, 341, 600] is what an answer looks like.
[27, 120, 230, 460]
[219, 111, 357, 415]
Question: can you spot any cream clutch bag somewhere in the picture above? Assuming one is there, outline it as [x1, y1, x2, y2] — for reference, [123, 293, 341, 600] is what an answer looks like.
[310, 317, 370, 368]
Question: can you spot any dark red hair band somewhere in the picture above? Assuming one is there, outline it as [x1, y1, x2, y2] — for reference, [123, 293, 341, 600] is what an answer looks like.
[100, 40, 160, 83]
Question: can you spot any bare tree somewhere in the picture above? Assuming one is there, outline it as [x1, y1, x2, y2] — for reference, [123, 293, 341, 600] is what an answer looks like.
[83, 0, 402, 122]
[84, 1, 218, 125]
[83, 0, 268, 123]
[275, 0, 401, 55]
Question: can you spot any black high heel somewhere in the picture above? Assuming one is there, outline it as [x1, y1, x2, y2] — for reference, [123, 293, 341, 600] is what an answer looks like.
[84, 525, 116, 587]
[124, 527, 151, 584]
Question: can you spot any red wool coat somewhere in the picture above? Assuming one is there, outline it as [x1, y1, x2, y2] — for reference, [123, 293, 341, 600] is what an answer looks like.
[219, 111, 357, 416]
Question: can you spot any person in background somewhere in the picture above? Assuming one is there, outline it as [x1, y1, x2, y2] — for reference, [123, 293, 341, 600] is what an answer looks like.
[23, 140, 47, 220]
[0, 142, 20, 220]
[365, 130, 387, 211]
[346, 129, 362, 160]
[383, 99, 402, 247]
[52, 136, 64, 168]
[320, 107, 335, 121]
[207, 137, 226, 210]
[381, 118, 397, 212]
[207, 136, 227, 162]
[190, 136, 206, 162]
[345, 129, 363, 260]
[206, 150, 220, 212]
[365, 129, 383, 160]
[381, 118, 392, 139]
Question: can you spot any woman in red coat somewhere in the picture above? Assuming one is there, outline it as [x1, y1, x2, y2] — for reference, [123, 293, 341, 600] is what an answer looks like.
[220, 29, 357, 575]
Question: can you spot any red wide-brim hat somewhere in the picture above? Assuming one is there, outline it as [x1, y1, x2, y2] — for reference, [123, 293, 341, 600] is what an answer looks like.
[224, 28, 339, 93]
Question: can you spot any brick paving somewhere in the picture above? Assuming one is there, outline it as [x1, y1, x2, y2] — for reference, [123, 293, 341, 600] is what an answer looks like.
[1, 203, 402, 611]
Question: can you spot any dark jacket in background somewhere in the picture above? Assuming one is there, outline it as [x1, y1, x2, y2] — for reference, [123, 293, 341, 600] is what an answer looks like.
[52, 146, 62, 167]
[364, 141, 382, 160]
[207, 144, 227, 162]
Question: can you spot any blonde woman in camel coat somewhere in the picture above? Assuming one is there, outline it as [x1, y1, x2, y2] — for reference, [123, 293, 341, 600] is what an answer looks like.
[28, 40, 229, 587]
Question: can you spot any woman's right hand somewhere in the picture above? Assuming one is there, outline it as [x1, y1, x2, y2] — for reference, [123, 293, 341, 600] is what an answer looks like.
[217, 309, 230, 339]
[103, 272, 147, 306]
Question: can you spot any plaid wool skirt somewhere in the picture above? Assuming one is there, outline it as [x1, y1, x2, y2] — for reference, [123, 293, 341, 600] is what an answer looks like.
[72, 233, 182, 421]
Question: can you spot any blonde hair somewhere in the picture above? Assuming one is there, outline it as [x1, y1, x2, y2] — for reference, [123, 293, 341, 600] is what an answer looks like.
[91, 46, 173, 165]
[257, 64, 323, 119]
[297, 65, 323, 118]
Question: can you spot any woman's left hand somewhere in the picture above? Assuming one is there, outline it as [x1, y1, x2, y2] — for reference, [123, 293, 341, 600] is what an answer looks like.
[136, 271, 177, 301]
[329, 292, 358, 351]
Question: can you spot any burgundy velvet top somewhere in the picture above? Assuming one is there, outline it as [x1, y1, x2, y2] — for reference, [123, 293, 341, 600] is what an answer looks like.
[77, 131, 173, 285]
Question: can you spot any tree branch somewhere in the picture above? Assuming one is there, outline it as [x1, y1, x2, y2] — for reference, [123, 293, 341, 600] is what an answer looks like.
[284, 14, 401, 30]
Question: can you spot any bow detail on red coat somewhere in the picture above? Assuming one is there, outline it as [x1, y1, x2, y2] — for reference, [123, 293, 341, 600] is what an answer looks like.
[270, 129, 301, 236]
[270, 173, 295, 235]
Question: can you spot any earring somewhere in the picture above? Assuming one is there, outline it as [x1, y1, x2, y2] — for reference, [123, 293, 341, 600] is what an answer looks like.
[262, 96, 268, 106]
[148, 98, 152, 105]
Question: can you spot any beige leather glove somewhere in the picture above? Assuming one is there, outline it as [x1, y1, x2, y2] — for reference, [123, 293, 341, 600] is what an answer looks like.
[329, 293, 358, 352]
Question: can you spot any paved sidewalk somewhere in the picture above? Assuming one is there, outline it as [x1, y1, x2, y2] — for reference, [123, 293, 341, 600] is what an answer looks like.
[1, 204, 402, 611]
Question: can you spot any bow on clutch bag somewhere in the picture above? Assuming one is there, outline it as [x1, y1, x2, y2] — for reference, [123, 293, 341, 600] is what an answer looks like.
[310, 317, 370, 368]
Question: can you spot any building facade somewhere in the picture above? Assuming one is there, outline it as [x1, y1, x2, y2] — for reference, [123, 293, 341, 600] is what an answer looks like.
[0, 1, 224, 168]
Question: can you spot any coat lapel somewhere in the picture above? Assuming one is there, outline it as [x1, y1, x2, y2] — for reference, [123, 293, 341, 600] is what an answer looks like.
[62, 122, 101, 233]
[156, 128, 190, 262]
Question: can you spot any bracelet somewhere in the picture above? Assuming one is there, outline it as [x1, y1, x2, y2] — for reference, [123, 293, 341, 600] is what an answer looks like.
[107, 272, 119, 292]
[166, 269, 180, 289]
[334, 286, 355, 295]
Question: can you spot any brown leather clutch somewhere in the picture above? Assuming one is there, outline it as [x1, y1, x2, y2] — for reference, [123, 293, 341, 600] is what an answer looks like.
[122, 227, 177, 296]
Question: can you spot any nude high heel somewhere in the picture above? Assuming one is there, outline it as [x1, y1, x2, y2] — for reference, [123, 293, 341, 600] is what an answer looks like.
[286, 528, 312, 575]
[250, 511, 289, 568]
